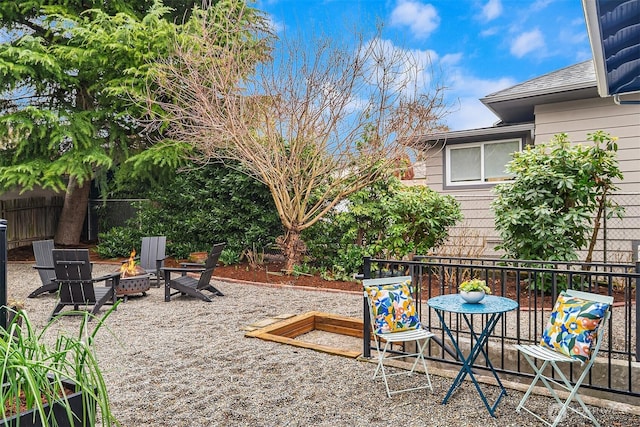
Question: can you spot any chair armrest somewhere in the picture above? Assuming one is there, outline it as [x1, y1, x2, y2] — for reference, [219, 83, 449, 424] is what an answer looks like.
[161, 267, 206, 273]
[162, 266, 205, 280]
[33, 265, 54, 271]
[180, 262, 205, 268]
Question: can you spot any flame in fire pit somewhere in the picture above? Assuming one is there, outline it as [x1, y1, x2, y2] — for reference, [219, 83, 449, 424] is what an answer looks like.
[120, 249, 147, 278]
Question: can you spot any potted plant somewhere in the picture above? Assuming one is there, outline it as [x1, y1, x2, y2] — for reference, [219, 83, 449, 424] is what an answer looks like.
[459, 278, 491, 303]
[1, 304, 119, 426]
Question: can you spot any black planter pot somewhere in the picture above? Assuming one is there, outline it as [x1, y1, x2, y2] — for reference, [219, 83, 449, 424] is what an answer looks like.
[1, 378, 96, 427]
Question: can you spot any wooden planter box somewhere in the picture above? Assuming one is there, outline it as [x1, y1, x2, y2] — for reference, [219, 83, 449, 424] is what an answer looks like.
[1, 378, 96, 427]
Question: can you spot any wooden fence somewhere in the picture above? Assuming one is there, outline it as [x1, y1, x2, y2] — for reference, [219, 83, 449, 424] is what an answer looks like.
[0, 196, 64, 249]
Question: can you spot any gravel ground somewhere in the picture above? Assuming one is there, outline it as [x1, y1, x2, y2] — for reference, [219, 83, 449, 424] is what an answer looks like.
[5, 262, 639, 427]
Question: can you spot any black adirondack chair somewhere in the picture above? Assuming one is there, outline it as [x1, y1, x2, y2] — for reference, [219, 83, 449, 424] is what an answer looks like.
[140, 236, 167, 287]
[121, 236, 167, 287]
[29, 239, 58, 298]
[162, 243, 226, 302]
[50, 249, 120, 319]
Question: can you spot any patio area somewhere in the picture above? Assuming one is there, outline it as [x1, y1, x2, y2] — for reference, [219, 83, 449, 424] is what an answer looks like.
[5, 262, 639, 426]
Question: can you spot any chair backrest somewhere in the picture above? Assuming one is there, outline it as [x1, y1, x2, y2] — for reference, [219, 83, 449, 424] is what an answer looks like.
[52, 249, 97, 303]
[564, 289, 614, 360]
[197, 243, 226, 289]
[33, 239, 56, 285]
[362, 276, 414, 334]
[139, 236, 166, 271]
[565, 288, 613, 306]
[362, 276, 413, 289]
[541, 289, 614, 364]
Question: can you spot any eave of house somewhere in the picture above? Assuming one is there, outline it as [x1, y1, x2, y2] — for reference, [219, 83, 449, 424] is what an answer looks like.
[582, 0, 640, 100]
[479, 60, 598, 124]
[417, 123, 534, 147]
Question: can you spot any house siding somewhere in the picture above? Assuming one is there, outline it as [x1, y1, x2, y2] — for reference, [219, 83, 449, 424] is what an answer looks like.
[534, 95, 640, 193]
[409, 93, 640, 262]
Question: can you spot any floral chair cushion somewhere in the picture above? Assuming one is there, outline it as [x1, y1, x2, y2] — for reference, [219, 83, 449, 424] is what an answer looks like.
[539, 291, 610, 363]
[364, 280, 421, 334]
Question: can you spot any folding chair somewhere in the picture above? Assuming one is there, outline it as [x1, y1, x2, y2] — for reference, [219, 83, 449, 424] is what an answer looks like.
[363, 275, 434, 397]
[514, 289, 613, 427]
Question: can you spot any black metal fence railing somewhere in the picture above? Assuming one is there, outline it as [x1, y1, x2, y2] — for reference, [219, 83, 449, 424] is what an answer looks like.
[362, 256, 639, 399]
[1, 219, 7, 330]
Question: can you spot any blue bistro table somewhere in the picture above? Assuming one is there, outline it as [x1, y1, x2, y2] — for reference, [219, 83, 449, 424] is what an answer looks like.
[427, 294, 518, 417]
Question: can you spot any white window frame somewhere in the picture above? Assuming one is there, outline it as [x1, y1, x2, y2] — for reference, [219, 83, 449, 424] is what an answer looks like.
[445, 138, 522, 187]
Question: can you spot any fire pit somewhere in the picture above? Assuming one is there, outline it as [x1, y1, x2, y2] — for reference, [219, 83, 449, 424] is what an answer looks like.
[117, 274, 151, 297]
[115, 250, 152, 301]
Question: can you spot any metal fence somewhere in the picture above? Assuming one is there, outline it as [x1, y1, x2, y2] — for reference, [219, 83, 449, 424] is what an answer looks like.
[0, 219, 6, 329]
[86, 198, 146, 241]
[362, 256, 639, 400]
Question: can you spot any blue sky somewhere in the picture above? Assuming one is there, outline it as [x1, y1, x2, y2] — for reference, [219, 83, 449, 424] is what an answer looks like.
[257, 0, 593, 131]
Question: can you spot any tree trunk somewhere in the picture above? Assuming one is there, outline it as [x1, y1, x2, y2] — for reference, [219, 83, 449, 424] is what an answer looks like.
[280, 229, 305, 273]
[584, 193, 607, 267]
[54, 177, 91, 245]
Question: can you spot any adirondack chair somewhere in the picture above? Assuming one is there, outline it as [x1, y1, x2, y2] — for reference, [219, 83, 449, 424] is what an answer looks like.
[50, 249, 120, 319]
[141, 236, 167, 287]
[121, 236, 167, 287]
[162, 243, 226, 302]
[28, 239, 58, 298]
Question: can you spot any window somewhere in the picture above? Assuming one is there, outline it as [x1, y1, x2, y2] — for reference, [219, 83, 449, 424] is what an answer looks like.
[446, 139, 521, 186]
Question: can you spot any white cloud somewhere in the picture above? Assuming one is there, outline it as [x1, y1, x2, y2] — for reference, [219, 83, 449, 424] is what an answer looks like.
[446, 98, 501, 130]
[355, 40, 516, 130]
[482, 0, 503, 22]
[360, 38, 438, 94]
[557, 27, 587, 45]
[451, 73, 516, 97]
[390, 0, 440, 39]
[351, 37, 517, 131]
[480, 27, 499, 37]
[440, 53, 462, 66]
[531, 0, 555, 12]
[442, 68, 517, 130]
[267, 16, 285, 33]
[510, 29, 545, 58]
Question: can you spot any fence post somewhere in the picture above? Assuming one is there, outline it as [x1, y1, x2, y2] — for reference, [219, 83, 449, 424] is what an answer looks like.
[0, 219, 7, 330]
[636, 261, 639, 362]
[363, 257, 371, 358]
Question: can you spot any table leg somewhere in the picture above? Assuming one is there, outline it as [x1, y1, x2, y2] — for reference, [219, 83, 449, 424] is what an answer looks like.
[435, 309, 507, 417]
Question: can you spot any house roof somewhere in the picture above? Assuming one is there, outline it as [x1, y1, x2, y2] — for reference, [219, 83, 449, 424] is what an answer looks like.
[583, 0, 640, 99]
[480, 60, 598, 123]
[416, 123, 534, 146]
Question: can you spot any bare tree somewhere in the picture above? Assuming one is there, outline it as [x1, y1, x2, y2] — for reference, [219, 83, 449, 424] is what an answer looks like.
[149, 3, 449, 271]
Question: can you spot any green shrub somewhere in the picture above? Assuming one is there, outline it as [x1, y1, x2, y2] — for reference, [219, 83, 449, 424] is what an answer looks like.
[219, 248, 242, 266]
[492, 131, 623, 263]
[96, 162, 281, 259]
[304, 176, 462, 278]
[95, 227, 143, 258]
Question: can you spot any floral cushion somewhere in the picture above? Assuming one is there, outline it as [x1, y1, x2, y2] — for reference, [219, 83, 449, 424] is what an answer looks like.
[364, 280, 421, 334]
[539, 291, 610, 362]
